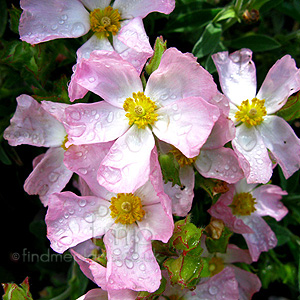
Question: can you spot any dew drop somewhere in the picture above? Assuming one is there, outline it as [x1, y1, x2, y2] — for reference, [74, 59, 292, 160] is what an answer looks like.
[98, 205, 109, 217]
[68, 219, 80, 234]
[64, 212, 69, 219]
[125, 133, 143, 152]
[132, 253, 139, 260]
[59, 236, 73, 245]
[113, 248, 121, 256]
[78, 199, 87, 207]
[59, 20, 64, 25]
[61, 14, 68, 20]
[88, 77, 95, 83]
[51, 24, 58, 31]
[78, 168, 88, 175]
[237, 134, 257, 152]
[115, 259, 123, 267]
[84, 212, 95, 223]
[107, 111, 114, 123]
[71, 22, 86, 37]
[125, 259, 134, 269]
[70, 110, 81, 121]
[139, 264, 146, 271]
[48, 172, 59, 183]
[99, 166, 122, 185]
[209, 286, 218, 295]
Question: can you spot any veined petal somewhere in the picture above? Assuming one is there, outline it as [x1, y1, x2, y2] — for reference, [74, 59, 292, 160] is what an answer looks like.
[64, 102, 128, 145]
[4, 95, 66, 147]
[257, 55, 300, 114]
[212, 49, 257, 107]
[46, 191, 113, 253]
[113, 0, 175, 19]
[77, 289, 108, 300]
[145, 48, 219, 106]
[257, 115, 300, 179]
[153, 97, 220, 158]
[104, 226, 161, 292]
[80, 0, 110, 11]
[19, 0, 90, 44]
[232, 124, 272, 184]
[242, 214, 277, 261]
[115, 18, 153, 73]
[69, 50, 143, 105]
[41, 101, 69, 123]
[252, 184, 288, 221]
[24, 147, 73, 206]
[98, 126, 155, 193]
[64, 142, 114, 198]
[195, 148, 244, 184]
[220, 244, 252, 264]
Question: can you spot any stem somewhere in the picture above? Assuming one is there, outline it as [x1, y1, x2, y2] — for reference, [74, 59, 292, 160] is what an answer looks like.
[49, 286, 72, 300]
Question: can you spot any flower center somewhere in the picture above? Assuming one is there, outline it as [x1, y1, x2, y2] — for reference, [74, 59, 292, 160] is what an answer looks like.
[90, 6, 121, 38]
[170, 147, 197, 167]
[123, 92, 158, 129]
[230, 192, 257, 216]
[110, 193, 145, 225]
[235, 98, 267, 127]
[208, 256, 224, 277]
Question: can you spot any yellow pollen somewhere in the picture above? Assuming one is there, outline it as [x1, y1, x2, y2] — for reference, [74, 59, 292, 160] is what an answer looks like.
[90, 6, 121, 38]
[110, 193, 145, 225]
[230, 192, 257, 216]
[170, 147, 197, 167]
[61, 135, 69, 150]
[208, 256, 224, 277]
[235, 98, 267, 127]
[123, 92, 158, 129]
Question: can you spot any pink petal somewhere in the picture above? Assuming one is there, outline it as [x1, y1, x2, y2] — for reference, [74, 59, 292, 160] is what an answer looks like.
[258, 115, 300, 179]
[257, 55, 300, 114]
[64, 142, 113, 198]
[104, 226, 161, 293]
[19, 0, 90, 44]
[195, 148, 244, 184]
[209, 92, 231, 116]
[107, 289, 138, 300]
[190, 267, 239, 300]
[68, 50, 142, 105]
[4, 95, 66, 147]
[253, 184, 288, 221]
[232, 124, 272, 184]
[77, 289, 108, 300]
[24, 147, 73, 206]
[80, 0, 110, 11]
[46, 191, 113, 253]
[113, 0, 175, 19]
[164, 165, 195, 217]
[145, 48, 219, 106]
[230, 265, 261, 299]
[221, 244, 252, 264]
[212, 49, 257, 107]
[98, 126, 155, 193]
[242, 214, 277, 261]
[203, 114, 236, 149]
[153, 97, 220, 158]
[41, 101, 69, 123]
[64, 102, 128, 145]
[71, 249, 107, 289]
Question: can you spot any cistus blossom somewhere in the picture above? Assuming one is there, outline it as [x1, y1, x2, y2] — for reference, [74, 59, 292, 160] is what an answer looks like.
[65, 47, 221, 193]
[212, 49, 300, 184]
[19, 0, 175, 72]
[208, 178, 288, 261]
[46, 143, 174, 293]
[3, 94, 72, 206]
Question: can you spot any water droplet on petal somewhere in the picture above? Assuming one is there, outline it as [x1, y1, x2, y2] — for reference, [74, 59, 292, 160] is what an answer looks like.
[99, 166, 122, 185]
[70, 110, 81, 121]
[132, 253, 139, 260]
[78, 199, 87, 207]
[209, 286, 218, 295]
[125, 133, 143, 152]
[71, 22, 86, 37]
[237, 134, 257, 152]
[59, 236, 73, 245]
[78, 168, 88, 175]
[51, 24, 58, 31]
[48, 172, 59, 182]
[61, 14, 68, 20]
[59, 20, 64, 25]
[115, 259, 123, 267]
[84, 212, 95, 223]
[107, 111, 114, 123]
[68, 219, 80, 234]
[125, 259, 134, 269]
[113, 248, 121, 256]
[88, 77, 95, 83]
[197, 153, 212, 173]
[98, 205, 109, 217]
[139, 263, 146, 271]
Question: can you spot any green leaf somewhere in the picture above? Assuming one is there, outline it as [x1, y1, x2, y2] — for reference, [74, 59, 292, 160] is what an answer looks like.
[0, 0, 7, 37]
[228, 34, 281, 52]
[192, 23, 222, 59]
[205, 226, 233, 253]
[277, 91, 300, 121]
[8, 5, 21, 34]
[2, 277, 33, 300]
[158, 152, 181, 187]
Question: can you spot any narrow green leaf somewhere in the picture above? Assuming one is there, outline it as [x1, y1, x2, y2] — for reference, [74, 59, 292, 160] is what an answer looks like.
[0, 0, 7, 37]
[277, 91, 300, 121]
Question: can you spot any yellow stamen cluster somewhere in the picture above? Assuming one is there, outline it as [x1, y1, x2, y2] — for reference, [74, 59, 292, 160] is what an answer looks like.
[230, 192, 257, 216]
[170, 147, 197, 167]
[90, 6, 121, 38]
[110, 193, 145, 225]
[208, 256, 224, 277]
[123, 92, 158, 129]
[235, 98, 267, 127]
[61, 135, 69, 150]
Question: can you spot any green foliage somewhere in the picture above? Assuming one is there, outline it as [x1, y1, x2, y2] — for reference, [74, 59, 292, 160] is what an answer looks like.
[2, 278, 33, 300]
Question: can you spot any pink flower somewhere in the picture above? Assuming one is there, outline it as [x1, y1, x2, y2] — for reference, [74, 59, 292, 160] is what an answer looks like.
[19, 0, 175, 72]
[3, 95, 72, 206]
[208, 179, 288, 261]
[65, 48, 220, 193]
[46, 145, 173, 293]
[77, 288, 137, 300]
[212, 49, 300, 184]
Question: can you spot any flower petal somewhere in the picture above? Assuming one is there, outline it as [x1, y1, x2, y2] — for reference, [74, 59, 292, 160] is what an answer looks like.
[98, 126, 155, 193]
[113, 0, 175, 19]
[46, 191, 113, 253]
[220, 244, 252, 264]
[195, 148, 244, 184]
[145, 48, 219, 106]
[232, 124, 272, 184]
[257, 55, 300, 114]
[24, 147, 73, 206]
[153, 97, 220, 158]
[253, 184, 288, 221]
[77, 289, 108, 300]
[4, 95, 66, 147]
[64, 101, 128, 145]
[258, 115, 300, 179]
[242, 214, 277, 261]
[68, 50, 142, 105]
[19, 0, 90, 44]
[212, 49, 256, 106]
[80, 0, 110, 11]
[41, 100, 69, 123]
[104, 226, 161, 293]
[164, 166, 195, 217]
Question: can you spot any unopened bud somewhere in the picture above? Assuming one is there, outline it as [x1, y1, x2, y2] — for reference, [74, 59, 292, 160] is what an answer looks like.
[205, 218, 225, 240]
